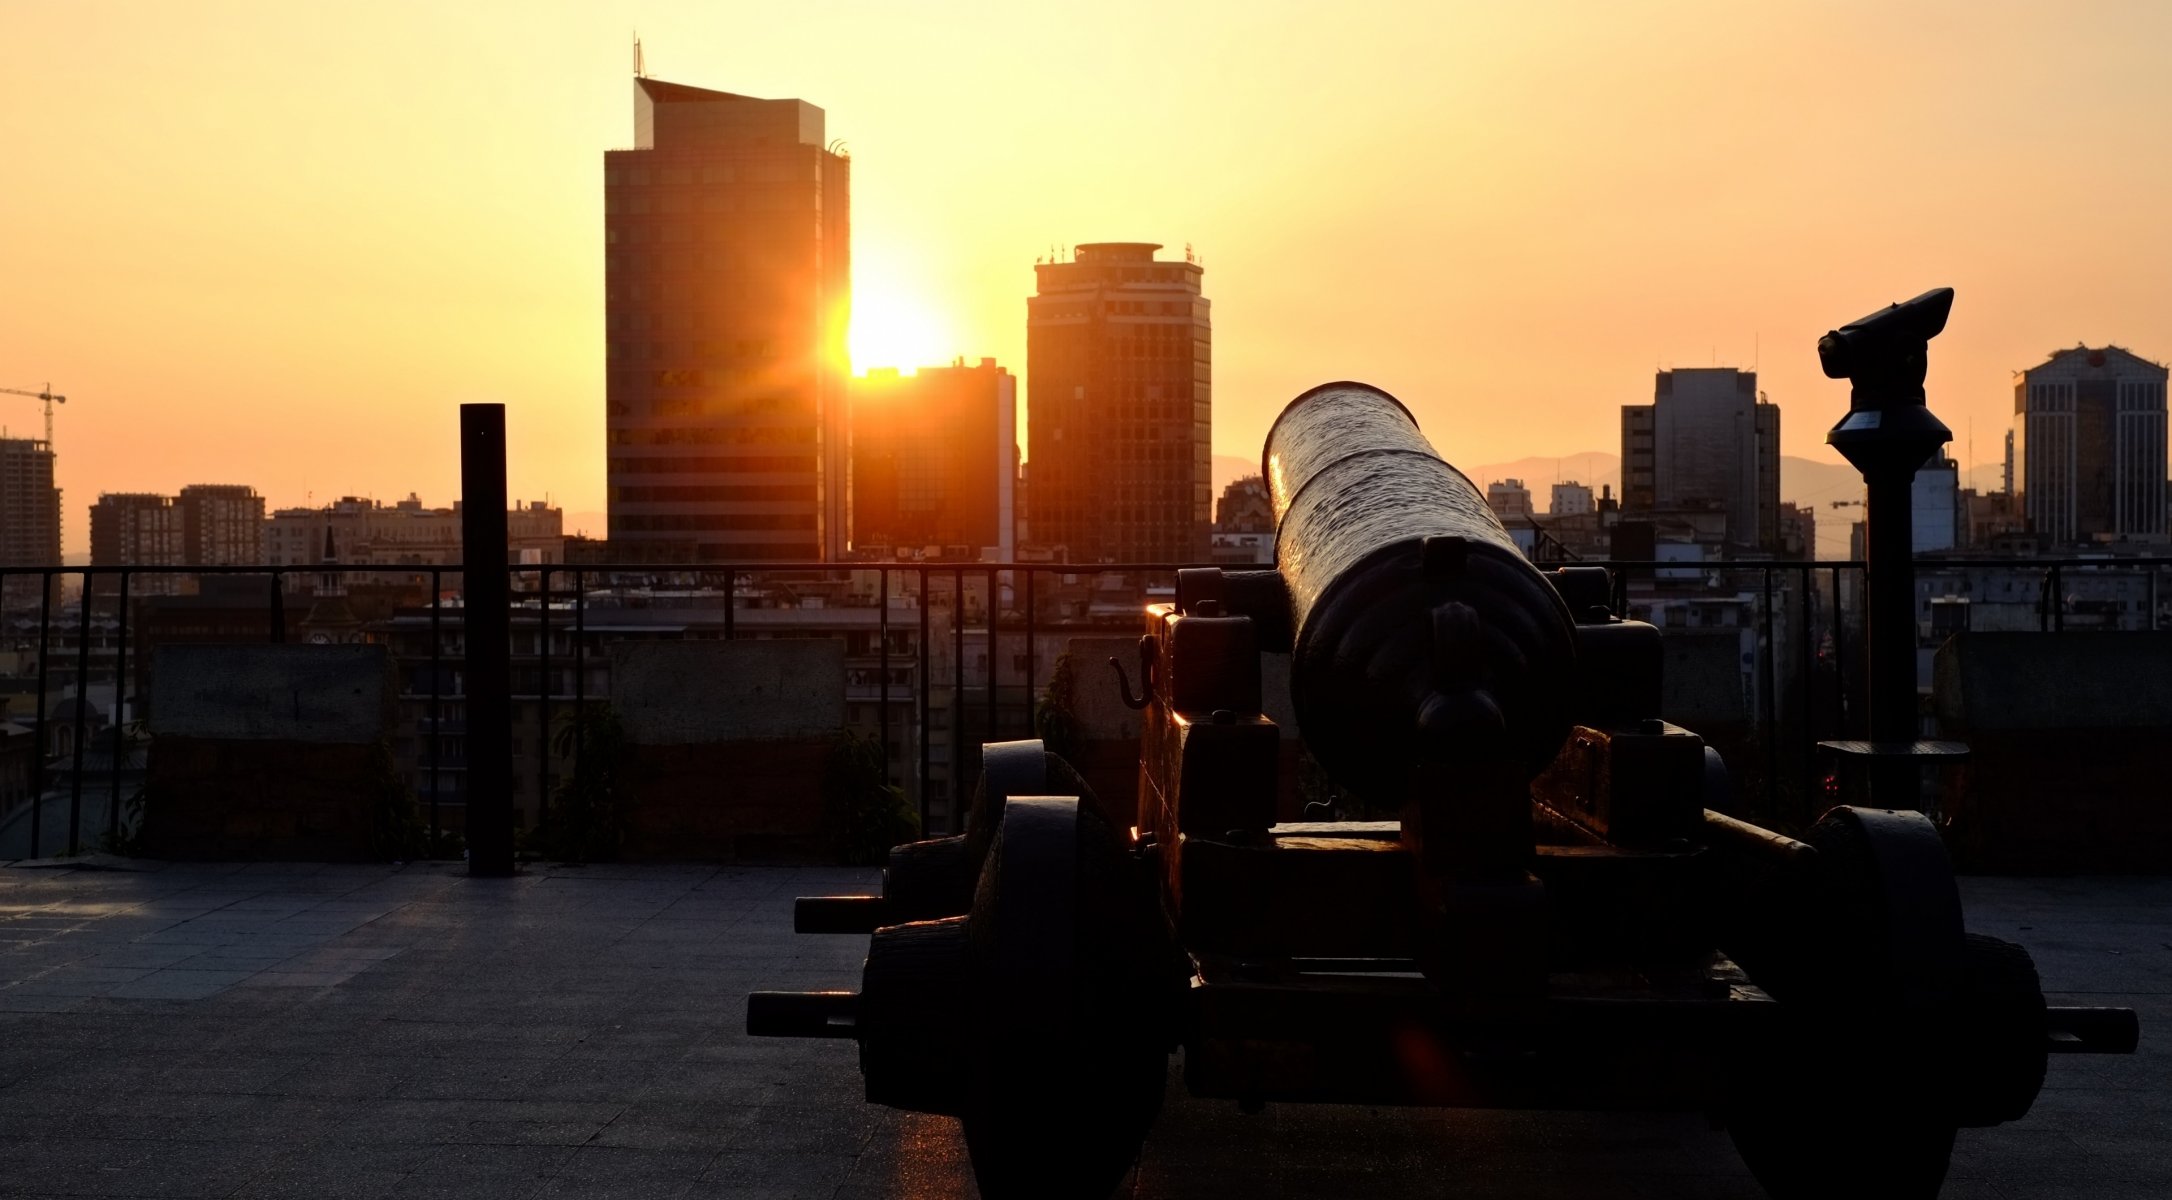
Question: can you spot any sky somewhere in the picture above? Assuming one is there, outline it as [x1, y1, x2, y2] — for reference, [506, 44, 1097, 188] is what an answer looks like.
[5, 0, 2171, 555]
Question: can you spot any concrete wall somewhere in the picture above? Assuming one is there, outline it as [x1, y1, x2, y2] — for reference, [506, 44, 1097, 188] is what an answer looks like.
[150, 644, 392, 744]
[1934, 632, 2172, 872]
[141, 644, 401, 861]
[609, 640, 848, 859]
[611, 640, 844, 744]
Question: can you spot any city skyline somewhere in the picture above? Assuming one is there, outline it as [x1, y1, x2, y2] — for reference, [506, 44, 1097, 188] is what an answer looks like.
[7, 3, 2172, 557]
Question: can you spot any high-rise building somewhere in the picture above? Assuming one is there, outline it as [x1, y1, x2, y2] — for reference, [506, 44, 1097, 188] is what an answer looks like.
[603, 77, 851, 562]
[0, 438, 60, 610]
[849, 359, 1016, 560]
[1912, 457, 1960, 553]
[1026, 243, 1210, 563]
[2012, 345, 2168, 544]
[90, 493, 186, 595]
[177, 484, 265, 565]
[1620, 368, 1780, 553]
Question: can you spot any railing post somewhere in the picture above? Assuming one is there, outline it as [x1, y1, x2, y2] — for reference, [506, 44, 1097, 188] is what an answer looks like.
[460, 403, 515, 877]
[29, 569, 51, 859]
[1830, 566, 1848, 737]
[918, 567, 930, 834]
[537, 565, 552, 837]
[110, 570, 130, 846]
[2052, 564, 2065, 632]
[68, 570, 93, 856]
[1797, 564, 1815, 811]
[952, 566, 965, 834]
[429, 567, 442, 854]
[1761, 569, 1777, 814]
[878, 568, 890, 784]
[573, 570, 586, 789]
[269, 572, 285, 643]
[1023, 567, 1037, 737]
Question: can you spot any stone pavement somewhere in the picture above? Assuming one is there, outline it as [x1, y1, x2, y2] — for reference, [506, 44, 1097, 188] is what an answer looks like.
[0, 859, 2164, 1199]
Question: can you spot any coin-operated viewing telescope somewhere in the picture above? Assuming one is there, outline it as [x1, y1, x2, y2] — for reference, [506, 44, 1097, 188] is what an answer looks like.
[752, 378, 2135, 1200]
[1821, 287, 1960, 803]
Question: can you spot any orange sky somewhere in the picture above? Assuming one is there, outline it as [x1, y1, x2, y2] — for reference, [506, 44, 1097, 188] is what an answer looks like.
[5, 1, 2171, 556]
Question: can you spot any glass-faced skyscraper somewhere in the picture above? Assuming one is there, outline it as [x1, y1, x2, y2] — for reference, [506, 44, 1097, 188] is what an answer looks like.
[1026, 243, 1211, 563]
[604, 78, 851, 561]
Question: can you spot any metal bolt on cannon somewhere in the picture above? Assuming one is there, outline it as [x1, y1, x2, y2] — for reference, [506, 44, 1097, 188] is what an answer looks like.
[751, 371, 2137, 1199]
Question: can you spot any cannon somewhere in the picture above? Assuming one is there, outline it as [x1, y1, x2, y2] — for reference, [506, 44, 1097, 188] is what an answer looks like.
[751, 380, 2137, 1200]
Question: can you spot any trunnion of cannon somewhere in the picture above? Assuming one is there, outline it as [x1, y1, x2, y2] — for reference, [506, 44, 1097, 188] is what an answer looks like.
[749, 378, 2137, 1200]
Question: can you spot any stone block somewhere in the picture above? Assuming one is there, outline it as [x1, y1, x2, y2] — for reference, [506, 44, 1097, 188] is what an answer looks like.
[611, 641, 845, 746]
[616, 739, 832, 860]
[150, 644, 393, 744]
[1934, 633, 2172, 872]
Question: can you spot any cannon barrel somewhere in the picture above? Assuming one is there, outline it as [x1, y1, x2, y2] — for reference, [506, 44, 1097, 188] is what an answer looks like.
[1263, 381, 1578, 802]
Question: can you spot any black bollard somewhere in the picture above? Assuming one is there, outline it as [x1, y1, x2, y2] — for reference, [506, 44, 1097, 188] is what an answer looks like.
[1820, 288, 1958, 808]
[461, 404, 516, 876]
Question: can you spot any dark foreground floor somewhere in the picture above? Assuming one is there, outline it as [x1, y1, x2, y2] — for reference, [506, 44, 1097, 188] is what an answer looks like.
[0, 858, 2165, 1199]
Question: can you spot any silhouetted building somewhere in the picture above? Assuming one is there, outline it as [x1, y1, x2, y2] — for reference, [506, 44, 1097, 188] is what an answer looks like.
[0, 438, 59, 610]
[603, 77, 852, 562]
[850, 359, 1016, 560]
[1620, 368, 1780, 554]
[1913, 457, 1960, 553]
[90, 493, 185, 595]
[1026, 243, 1210, 562]
[2012, 345, 2168, 543]
[1215, 476, 1273, 534]
[1549, 481, 1595, 517]
[177, 484, 265, 565]
[1777, 502, 1816, 561]
[266, 495, 563, 589]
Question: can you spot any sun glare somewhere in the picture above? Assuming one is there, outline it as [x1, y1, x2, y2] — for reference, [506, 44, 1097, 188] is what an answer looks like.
[849, 269, 954, 374]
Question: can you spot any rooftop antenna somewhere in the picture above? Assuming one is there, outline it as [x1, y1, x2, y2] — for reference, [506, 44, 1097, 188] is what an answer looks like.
[633, 32, 645, 79]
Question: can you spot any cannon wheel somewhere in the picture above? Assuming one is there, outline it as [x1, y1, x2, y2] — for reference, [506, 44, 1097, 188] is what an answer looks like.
[1728, 806, 1964, 1199]
[960, 797, 1169, 1200]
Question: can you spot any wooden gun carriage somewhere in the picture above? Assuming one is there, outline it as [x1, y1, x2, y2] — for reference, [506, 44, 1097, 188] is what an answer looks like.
[751, 382, 2136, 1199]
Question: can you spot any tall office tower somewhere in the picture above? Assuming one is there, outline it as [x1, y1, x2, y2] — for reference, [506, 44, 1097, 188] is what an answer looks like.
[90, 493, 186, 595]
[603, 77, 851, 562]
[0, 438, 60, 610]
[2012, 345, 2168, 543]
[1026, 243, 1210, 563]
[1620, 368, 1780, 553]
[850, 359, 1016, 560]
[177, 484, 265, 564]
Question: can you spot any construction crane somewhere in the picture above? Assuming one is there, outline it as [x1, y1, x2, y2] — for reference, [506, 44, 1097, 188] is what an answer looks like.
[0, 383, 65, 447]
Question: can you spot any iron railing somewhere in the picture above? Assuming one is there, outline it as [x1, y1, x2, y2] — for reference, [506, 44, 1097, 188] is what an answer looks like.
[2, 555, 2166, 860]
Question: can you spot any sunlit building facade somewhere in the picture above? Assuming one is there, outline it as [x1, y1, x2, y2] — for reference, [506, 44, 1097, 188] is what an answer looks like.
[603, 77, 852, 561]
[850, 359, 1016, 560]
[2012, 345, 2168, 544]
[1026, 243, 1210, 563]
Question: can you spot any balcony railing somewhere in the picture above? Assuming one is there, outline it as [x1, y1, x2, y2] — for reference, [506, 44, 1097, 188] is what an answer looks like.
[2, 554, 2167, 861]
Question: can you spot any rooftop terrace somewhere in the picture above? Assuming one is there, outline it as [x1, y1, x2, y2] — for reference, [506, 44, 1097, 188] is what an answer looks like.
[2, 859, 2165, 1198]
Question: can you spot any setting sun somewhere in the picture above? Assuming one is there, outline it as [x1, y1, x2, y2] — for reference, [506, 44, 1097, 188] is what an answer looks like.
[850, 259, 957, 374]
